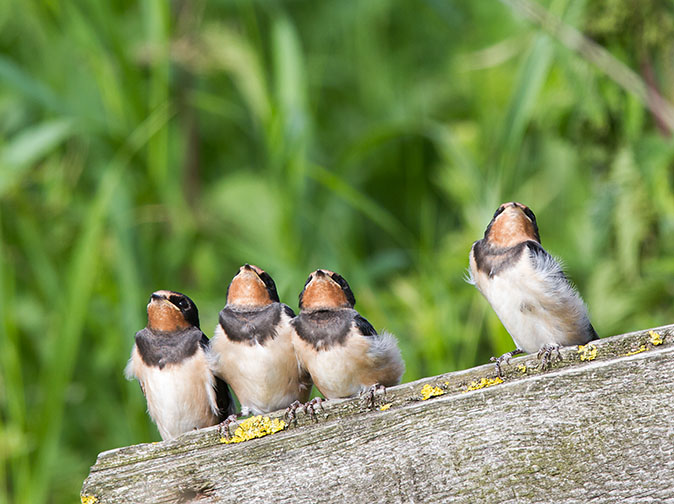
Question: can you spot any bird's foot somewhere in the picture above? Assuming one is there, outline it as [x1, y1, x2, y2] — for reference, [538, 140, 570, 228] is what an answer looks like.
[284, 401, 303, 425]
[218, 413, 240, 441]
[284, 398, 325, 424]
[362, 383, 386, 410]
[304, 397, 325, 422]
[490, 348, 524, 378]
[537, 344, 562, 369]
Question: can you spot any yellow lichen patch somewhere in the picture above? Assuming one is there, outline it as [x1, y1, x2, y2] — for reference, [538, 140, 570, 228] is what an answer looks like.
[463, 377, 503, 392]
[578, 343, 597, 361]
[517, 364, 527, 373]
[220, 416, 286, 444]
[420, 384, 445, 400]
[379, 403, 392, 411]
[81, 495, 98, 504]
[625, 345, 646, 356]
[649, 330, 664, 346]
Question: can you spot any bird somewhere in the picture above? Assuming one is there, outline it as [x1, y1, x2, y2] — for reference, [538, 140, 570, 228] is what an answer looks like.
[125, 290, 235, 440]
[209, 264, 312, 417]
[290, 269, 405, 405]
[468, 201, 598, 376]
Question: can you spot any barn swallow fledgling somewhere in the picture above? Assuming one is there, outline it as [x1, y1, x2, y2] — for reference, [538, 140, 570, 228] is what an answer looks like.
[291, 269, 405, 404]
[125, 290, 235, 440]
[210, 264, 312, 416]
[468, 202, 598, 375]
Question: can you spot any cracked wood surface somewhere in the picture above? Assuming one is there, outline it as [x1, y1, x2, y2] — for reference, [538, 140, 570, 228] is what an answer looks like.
[81, 324, 674, 503]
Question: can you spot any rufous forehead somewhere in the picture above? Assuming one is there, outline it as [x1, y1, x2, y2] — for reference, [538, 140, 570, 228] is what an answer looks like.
[227, 269, 273, 306]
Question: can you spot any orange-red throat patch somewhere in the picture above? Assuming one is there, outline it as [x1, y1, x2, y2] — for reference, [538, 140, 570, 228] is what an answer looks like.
[147, 295, 192, 332]
[227, 265, 274, 307]
[300, 270, 351, 310]
[488, 203, 539, 247]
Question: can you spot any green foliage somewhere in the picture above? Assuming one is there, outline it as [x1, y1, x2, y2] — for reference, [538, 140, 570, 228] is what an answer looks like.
[1, 1, 673, 502]
[585, 0, 674, 52]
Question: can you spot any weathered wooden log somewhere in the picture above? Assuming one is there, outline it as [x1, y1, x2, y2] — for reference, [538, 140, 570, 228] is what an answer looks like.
[81, 324, 674, 503]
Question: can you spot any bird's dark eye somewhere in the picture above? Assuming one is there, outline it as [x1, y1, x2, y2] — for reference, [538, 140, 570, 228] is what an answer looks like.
[166, 292, 200, 327]
[169, 295, 189, 311]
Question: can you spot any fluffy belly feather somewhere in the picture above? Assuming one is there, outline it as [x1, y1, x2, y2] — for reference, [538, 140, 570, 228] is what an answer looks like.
[293, 333, 375, 399]
[212, 326, 304, 414]
[474, 257, 590, 353]
[138, 354, 218, 439]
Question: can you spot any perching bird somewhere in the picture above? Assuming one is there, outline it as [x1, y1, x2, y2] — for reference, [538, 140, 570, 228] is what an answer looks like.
[210, 264, 312, 416]
[125, 290, 235, 440]
[290, 269, 405, 402]
[468, 201, 598, 375]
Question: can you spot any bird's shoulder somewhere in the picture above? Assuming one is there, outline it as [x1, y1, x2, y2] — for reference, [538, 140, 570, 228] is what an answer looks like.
[523, 240, 568, 281]
[353, 313, 377, 336]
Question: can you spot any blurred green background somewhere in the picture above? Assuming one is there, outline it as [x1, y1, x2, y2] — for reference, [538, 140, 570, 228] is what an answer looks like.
[2, 0, 674, 502]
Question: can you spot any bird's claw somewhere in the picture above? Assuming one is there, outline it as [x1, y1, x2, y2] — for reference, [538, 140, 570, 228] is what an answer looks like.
[284, 401, 303, 425]
[537, 344, 562, 369]
[218, 413, 240, 441]
[490, 348, 524, 378]
[304, 397, 325, 422]
[362, 383, 386, 410]
[284, 398, 325, 424]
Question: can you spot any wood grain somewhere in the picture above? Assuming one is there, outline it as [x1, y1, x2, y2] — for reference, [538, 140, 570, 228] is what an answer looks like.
[81, 324, 674, 503]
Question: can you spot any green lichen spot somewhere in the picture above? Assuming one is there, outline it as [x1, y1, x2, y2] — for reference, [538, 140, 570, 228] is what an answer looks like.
[220, 416, 286, 444]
